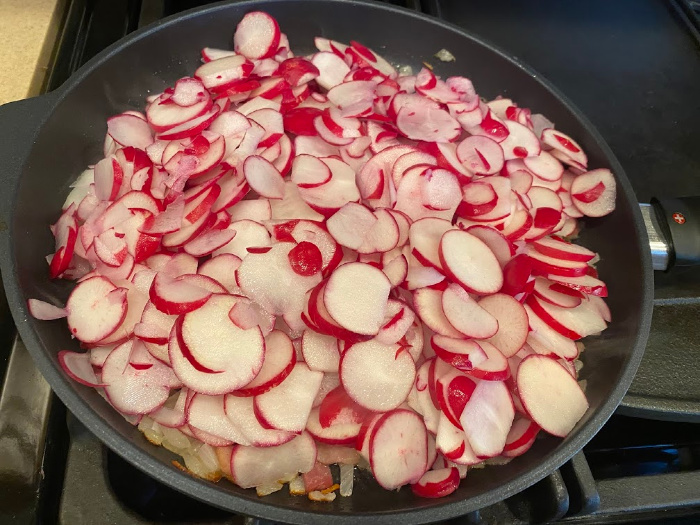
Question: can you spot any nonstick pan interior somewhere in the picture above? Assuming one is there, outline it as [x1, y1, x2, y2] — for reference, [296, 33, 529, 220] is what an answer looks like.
[0, 1, 652, 523]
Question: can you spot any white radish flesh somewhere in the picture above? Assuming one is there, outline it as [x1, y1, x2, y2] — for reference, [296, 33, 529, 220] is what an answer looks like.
[517, 355, 589, 436]
[340, 339, 415, 412]
[439, 230, 503, 294]
[323, 262, 390, 336]
[369, 409, 428, 490]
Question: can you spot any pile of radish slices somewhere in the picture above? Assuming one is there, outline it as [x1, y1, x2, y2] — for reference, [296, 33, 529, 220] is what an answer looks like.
[28, 11, 615, 500]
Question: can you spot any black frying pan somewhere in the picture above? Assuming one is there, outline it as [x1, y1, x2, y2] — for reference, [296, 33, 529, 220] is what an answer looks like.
[0, 0, 653, 523]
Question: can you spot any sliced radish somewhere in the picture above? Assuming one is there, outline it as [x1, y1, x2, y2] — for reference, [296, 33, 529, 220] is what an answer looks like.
[542, 129, 587, 168]
[288, 241, 323, 277]
[499, 120, 540, 160]
[149, 272, 212, 315]
[187, 393, 251, 445]
[460, 380, 514, 458]
[224, 395, 295, 447]
[431, 335, 487, 373]
[327, 80, 376, 117]
[324, 262, 390, 336]
[173, 295, 265, 394]
[291, 154, 332, 188]
[382, 252, 408, 288]
[524, 304, 579, 360]
[102, 340, 178, 414]
[284, 107, 323, 137]
[237, 242, 321, 322]
[340, 339, 415, 412]
[369, 409, 428, 490]
[411, 467, 460, 498]
[316, 204, 373, 252]
[298, 157, 360, 214]
[268, 219, 339, 274]
[197, 254, 242, 294]
[412, 287, 462, 339]
[409, 217, 453, 271]
[532, 236, 595, 262]
[254, 363, 323, 433]
[213, 220, 271, 259]
[228, 199, 271, 224]
[248, 108, 284, 148]
[312, 52, 351, 90]
[150, 389, 187, 428]
[587, 295, 612, 323]
[194, 55, 254, 92]
[301, 330, 340, 372]
[233, 11, 281, 60]
[37, 14, 614, 499]
[503, 415, 540, 457]
[306, 407, 360, 445]
[439, 230, 503, 294]
[533, 277, 583, 308]
[547, 273, 608, 297]
[435, 413, 479, 465]
[235, 330, 296, 397]
[457, 135, 504, 175]
[66, 276, 128, 343]
[242, 155, 284, 199]
[435, 369, 478, 429]
[228, 297, 274, 335]
[467, 341, 510, 381]
[376, 299, 415, 346]
[465, 225, 514, 268]
[527, 295, 606, 340]
[318, 386, 370, 427]
[570, 168, 616, 217]
[525, 245, 589, 277]
[457, 182, 498, 218]
[107, 113, 154, 150]
[517, 355, 588, 437]
[356, 208, 401, 254]
[183, 228, 237, 258]
[94, 156, 123, 201]
[441, 283, 499, 339]
[407, 360, 441, 434]
[28, 298, 68, 320]
[147, 93, 212, 133]
[478, 294, 529, 358]
[405, 257, 445, 290]
[58, 350, 105, 387]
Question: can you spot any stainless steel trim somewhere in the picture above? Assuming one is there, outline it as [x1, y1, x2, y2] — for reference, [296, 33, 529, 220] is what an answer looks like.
[0, 336, 52, 513]
[639, 203, 670, 271]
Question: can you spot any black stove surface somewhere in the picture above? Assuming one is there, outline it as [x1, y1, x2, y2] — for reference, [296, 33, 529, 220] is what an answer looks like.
[2, 0, 700, 524]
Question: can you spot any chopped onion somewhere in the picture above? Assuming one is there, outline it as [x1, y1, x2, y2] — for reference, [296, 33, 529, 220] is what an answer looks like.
[257, 481, 284, 496]
[434, 48, 456, 62]
[339, 464, 354, 497]
[289, 475, 306, 495]
[309, 490, 336, 502]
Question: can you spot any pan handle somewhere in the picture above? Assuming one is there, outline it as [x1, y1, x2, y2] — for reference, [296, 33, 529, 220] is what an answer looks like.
[640, 198, 700, 271]
[0, 93, 58, 222]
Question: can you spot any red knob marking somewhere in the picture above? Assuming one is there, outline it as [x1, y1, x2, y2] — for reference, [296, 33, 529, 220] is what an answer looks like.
[673, 212, 686, 225]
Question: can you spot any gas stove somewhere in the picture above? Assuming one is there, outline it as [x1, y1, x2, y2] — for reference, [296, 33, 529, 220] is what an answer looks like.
[2, 0, 700, 523]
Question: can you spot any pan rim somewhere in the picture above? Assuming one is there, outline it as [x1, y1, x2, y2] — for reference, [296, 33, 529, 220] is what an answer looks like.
[0, 0, 654, 522]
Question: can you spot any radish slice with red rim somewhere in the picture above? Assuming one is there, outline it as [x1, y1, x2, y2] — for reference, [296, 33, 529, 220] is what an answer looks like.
[58, 350, 105, 387]
[233, 11, 281, 60]
[28, 299, 68, 320]
[340, 339, 416, 412]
